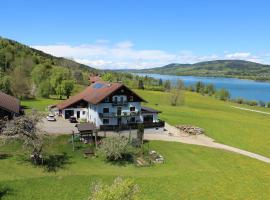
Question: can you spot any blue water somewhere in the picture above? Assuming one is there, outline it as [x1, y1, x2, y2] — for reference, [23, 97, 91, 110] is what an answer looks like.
[136, 73, 270, 102]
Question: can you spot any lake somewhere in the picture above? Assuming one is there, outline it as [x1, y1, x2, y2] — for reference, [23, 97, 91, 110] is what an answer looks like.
[136, 73, 270, 102]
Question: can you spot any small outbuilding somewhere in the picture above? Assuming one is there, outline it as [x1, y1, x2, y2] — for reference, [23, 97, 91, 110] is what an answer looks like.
[0, 91, 22, 119]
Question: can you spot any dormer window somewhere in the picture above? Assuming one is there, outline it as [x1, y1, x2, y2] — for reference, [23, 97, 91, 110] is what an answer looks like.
[105, 97, 110, 102]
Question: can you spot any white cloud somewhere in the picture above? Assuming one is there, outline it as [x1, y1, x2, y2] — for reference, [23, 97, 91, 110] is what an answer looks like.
[32, 41, 268, 69]
[225, 52, 261, 63]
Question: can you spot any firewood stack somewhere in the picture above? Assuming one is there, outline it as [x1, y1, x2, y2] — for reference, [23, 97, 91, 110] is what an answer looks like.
[175, 125, 204, 135]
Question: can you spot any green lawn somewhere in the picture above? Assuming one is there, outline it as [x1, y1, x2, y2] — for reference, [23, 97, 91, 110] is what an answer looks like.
[137, 90, 270, 158]
[0, 136, 270, 200]
[8, 89, 270, 199]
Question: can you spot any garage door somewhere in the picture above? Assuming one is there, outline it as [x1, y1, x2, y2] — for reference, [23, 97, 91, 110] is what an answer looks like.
[65, 110, 74, 119]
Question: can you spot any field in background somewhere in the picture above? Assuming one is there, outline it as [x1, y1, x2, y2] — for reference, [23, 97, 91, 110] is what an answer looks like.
[137, 90, 270, 158]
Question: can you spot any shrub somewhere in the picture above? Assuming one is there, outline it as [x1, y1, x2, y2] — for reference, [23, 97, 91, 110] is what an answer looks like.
[233, 98, 245, 104]
[267, 102, 270, 108]
[215, 88, 230, 101]
[98, 136, 136, 161]
[258, 101, 266, 107]
[244, 100, 258, 106]
[89, 177, 139, 200]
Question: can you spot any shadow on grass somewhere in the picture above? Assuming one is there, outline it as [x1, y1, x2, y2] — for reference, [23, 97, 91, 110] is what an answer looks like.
[0, 154, 12, 160]
[106, 154, 135, 167]
[43, 153, 71, 172]
[0, 185, 12, 200]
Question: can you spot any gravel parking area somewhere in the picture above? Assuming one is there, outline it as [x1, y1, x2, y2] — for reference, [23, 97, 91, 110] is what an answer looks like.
[38, 116, 78, 135]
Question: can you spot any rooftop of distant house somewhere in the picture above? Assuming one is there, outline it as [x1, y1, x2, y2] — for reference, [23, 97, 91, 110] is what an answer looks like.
[0, 91, 20, 114]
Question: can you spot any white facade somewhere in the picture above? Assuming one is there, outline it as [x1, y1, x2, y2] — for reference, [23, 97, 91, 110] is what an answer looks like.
[60, 94, 159, 128]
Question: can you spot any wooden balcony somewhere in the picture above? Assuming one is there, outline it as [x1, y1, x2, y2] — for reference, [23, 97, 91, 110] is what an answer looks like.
[100, 120, 165, 131]
[99, 111, 140, 118]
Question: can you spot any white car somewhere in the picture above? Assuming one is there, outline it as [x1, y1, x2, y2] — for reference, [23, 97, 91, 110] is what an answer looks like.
[46, 114, 56, 122]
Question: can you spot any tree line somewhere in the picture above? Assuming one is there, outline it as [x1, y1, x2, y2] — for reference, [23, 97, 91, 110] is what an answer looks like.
[0, 38, 91, 99]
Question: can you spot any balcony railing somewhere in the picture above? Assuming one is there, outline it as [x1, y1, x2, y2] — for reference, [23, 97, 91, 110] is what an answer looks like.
[100, 120, 165, 131]
[99, 111, 140, 118]
[112, 100, 128, 106]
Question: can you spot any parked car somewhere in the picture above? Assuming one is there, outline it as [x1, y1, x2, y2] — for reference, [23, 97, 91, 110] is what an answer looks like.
[46, 114, 56, 122]
[69, 116, 77, 123]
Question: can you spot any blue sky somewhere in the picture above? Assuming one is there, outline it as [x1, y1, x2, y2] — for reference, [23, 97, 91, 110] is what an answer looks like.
[1, 0, 270, 69]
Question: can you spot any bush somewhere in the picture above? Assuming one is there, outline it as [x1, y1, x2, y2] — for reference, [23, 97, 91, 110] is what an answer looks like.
[244, 100, 258, 106]
[267, 102, 270, 108]
[215, 88, 230, 101]
[98, 136, 136, 162]
[89, 177, 139, 200]
[233, 98, 245, 104]
[258, 101, 266, 107]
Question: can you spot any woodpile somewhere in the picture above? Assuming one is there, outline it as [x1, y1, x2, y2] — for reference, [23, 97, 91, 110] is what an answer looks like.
[176, 125, 204, 135]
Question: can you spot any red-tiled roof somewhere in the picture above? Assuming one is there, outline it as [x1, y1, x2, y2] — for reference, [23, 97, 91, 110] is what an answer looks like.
[56, 81, 146, 110]
[0, 91, 20, 114]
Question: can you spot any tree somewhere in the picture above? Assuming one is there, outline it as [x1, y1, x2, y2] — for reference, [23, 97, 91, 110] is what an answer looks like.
[164, 80, 171, 91]
[138, 80, 144, 89]
[2, 112, 46, 165]
[102, 73, 113, 82]
[89, 177, 139, 200]
[137, 123, 144, 148]
[195, 81, 204, 93]
[216, 88, 230, 101]
[98, 136, 133, 161]
[50, 67, 72, 99]
[0, 70, 12, 94]
[158, 78, 163, 86]
[170, 80, 185, 106]
[61, 80, 74, 99]
[11, 67, 31, 99]
[38, 80, 52, 98]
[204, 84, 216, 96]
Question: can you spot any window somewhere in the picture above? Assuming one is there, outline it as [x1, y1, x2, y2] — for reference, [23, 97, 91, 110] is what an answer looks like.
[105, 97, 110, 102]
[82, 111, 86, 115]
[120, 96, 124, 102]
[103, 118, 109, 124]
[130, 106, 135, 112]
[113, 96, 118, 102]
[130, 96, 133, 101]
[103, 107, 109, 113]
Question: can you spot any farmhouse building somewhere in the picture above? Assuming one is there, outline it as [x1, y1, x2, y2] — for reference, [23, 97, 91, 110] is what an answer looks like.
[56, 81, 164, 130]
[0, 91, 22, 119]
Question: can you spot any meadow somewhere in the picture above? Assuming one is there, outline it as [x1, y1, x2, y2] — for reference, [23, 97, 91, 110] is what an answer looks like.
[137, 90, 270, 158]
[1, 89, 270, 199]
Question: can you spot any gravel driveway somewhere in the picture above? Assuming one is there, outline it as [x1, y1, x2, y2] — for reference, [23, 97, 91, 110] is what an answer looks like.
[38, 117, 78, 135]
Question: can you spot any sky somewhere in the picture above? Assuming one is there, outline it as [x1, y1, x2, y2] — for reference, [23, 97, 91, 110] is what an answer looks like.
[1, 0, 270, 69]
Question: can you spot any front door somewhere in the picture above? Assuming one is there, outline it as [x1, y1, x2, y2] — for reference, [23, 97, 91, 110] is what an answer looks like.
[117, 117, 122, 125]
[77, 111, 80, 119]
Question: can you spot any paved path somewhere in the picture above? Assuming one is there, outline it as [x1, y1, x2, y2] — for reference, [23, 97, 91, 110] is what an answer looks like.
[231, 105, 270, 115]
[144, 123, 270, 164]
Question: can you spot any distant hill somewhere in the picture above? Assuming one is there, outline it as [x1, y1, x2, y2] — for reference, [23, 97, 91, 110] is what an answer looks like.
[0, 37, 100, 98]
[0, 37, 97, 74]
[125, 60, 270, 81]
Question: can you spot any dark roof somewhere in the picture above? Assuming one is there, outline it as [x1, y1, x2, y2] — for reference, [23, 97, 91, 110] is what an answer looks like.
[57, 81, 146, 110]
[141, 106, 161, 114]
[76, 123, 96, 132]
[0, 91, 20, 114]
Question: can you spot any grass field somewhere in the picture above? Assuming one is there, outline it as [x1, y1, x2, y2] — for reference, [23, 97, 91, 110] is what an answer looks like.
[0, 136, 270, 200]
[7, 89, 269, 199]
[136, 90, 270, 158]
